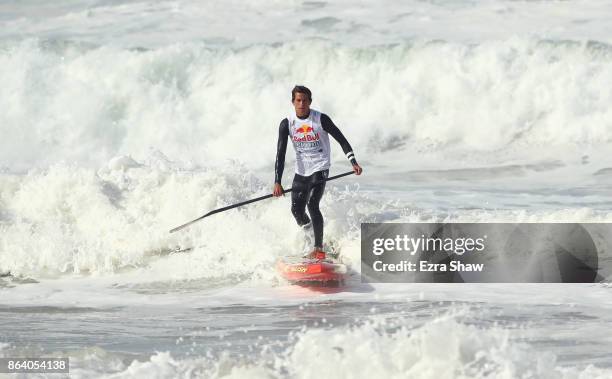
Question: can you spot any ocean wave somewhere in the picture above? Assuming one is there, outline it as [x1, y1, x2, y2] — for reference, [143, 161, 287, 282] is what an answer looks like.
[1, 156, 611, 280]
[0, 157, 375, 279]
[1, 38, 612, 171]
[60, 315, 612, 378]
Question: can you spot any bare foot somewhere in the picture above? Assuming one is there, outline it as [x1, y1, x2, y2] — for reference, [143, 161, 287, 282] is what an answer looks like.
[304, 247, 326, 260]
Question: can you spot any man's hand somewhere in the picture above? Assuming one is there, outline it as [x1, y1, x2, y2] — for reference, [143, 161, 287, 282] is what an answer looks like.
[273, 183, 284, 197]
[352, 164, 363, 175]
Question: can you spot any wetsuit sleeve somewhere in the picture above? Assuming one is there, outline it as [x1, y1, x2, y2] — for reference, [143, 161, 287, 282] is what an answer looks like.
[274, 118, 289, 184]
[321, 113, 358, 165]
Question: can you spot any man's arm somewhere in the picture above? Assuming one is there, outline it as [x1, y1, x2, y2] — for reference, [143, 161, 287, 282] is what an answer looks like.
[273, 119, 289, 195]
[321, 113, 361, 168]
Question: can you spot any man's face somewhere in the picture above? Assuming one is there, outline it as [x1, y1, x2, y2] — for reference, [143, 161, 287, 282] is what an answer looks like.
[292, 92, 311, 117]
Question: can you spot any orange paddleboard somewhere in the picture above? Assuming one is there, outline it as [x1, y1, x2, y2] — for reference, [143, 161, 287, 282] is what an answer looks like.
[276, 255, 347, 286]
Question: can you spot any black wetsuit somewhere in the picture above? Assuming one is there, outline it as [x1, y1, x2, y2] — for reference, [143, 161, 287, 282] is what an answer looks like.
[274, 112, 358, 248]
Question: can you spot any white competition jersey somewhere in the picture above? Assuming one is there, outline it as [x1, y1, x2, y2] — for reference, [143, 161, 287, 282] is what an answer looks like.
[287, 109, 331, 176]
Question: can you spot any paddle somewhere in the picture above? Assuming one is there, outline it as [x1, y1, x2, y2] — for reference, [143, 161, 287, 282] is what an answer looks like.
[169, 170, 355, 233]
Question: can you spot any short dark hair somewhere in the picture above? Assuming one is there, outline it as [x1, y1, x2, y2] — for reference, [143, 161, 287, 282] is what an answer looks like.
[291, 85, 312, 101]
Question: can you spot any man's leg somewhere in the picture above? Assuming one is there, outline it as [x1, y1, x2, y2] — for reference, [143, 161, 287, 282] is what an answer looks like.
[306, 170, 328, 249]
[291, 173, 311, 227]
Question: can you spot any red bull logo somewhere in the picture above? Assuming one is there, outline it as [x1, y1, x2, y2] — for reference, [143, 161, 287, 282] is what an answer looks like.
[293, 124, 320, 142]
[296, 125, 314, 135]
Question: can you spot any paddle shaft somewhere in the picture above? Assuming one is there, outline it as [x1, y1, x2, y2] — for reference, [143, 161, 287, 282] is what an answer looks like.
[169, 170, 355, 233]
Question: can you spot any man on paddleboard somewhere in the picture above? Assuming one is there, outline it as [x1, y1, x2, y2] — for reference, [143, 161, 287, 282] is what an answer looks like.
[273, 85, 362, 259]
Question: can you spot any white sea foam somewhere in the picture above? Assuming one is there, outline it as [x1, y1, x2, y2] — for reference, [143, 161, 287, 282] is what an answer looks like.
[0, 156, 371, 278]
[1, 38, 612, 172]
[1, 155, 610, 280]
[61, 315, 612, 379]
